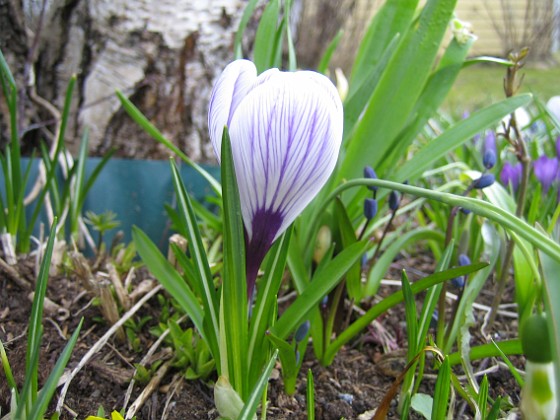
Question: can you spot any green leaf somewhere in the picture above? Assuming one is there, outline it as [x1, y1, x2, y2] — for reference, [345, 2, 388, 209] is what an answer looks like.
[115, 90, 221, 195]
[333, 198, 361, 299]
[538, 247, 560, 394]
[238, 350, 278, 420]
[477, 375, 489, 416]
[339, 0, 457, 182]
[366, 228, 444, 297]
[169, 160, 219, 357]
[266, 332, 298, 395]
[29, 318, 84, 420]
[349, 0, 418, 88]
[220, 127, 248, 398]
[447, 339, 522, 366]
[234, 0, 260, 58]
[317, 30, 344, 74]
[324, 262, 486, 365]
[248, 229, 291, 388]
[431, 357, 450, 419]
[393, 94, 533, 183]
[411, 393, 433, 419]
[272, 239, 370, 339]
[252, 0, 280, 73]
[132, 227, 205, 340]
[402, 271, 418, 362]
[307, 369, 315, 420]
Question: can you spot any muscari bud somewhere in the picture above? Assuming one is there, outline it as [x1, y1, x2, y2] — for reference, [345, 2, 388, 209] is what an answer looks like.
[473, 173, 495, 189]
[364, 166, 378, 192]
[364, 198, 378, 220]
[389, 191, 400, 211]
[295, 320, 310, 343]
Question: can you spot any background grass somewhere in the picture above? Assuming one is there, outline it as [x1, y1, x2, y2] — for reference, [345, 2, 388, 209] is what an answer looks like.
[443, 61, 560, 115]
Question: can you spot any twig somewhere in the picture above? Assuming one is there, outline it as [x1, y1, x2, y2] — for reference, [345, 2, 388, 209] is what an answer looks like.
[0, 256, 30, 289]
[55, 284, 162, 415]
[125, 360, 173, 419]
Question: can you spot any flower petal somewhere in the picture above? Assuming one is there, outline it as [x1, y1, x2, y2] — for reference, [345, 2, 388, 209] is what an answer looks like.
[208, 59, 257, 161]
[229, 70, 343, 242]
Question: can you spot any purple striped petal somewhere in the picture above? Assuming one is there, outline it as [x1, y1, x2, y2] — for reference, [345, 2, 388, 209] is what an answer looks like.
[229, 70, 343, 244]
[208, 59, 257, 160]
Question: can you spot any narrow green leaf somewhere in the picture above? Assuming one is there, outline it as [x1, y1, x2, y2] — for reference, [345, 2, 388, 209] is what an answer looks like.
[266, 332, 298, 394]
[252, 0, 280, 73]
[322, 179, 560, 263]
[447, 339, 522, 366]
[393, 94, 533, 183]
[272, 239, 370, 339]
[234, 0, 260, 58]
[324, 262, 487, 364]
[169, 160, 219, 341]
[477, 375, 489, 416]
[431, 357, 450, 419]
[307, 369, 315, 420]
[537, 248, 560, 393]
[29, 318, 84, 420]
[115, 89, 221, 195]
[238, 350, 278, 420]
[402, 271, 418, 362]
[350, 0, 418, 87]
[132, 227, 205, 338]
[340, 0, 457, 182]
[220, 128, 248, 398]
[317, 30, 343, 74]
[333, 198, 360, 299]
[248, 229, 291, 388]
[366, 228, 444, 296]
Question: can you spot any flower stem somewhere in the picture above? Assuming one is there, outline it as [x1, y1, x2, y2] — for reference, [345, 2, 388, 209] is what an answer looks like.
[487, 50, 530, 329]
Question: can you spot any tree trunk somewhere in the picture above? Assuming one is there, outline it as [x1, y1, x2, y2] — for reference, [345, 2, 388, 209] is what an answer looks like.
[1, 0, 244, 161]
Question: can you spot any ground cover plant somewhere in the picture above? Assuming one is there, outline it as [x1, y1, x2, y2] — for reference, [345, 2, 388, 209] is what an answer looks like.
[1, 0, 560, 419]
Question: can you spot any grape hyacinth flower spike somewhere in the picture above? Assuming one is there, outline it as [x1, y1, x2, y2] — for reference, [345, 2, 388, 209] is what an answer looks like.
[208, 59, 344, 297]
[533, 155, 559, 194]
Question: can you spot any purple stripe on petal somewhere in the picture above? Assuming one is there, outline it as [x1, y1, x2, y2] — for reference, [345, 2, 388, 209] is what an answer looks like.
[245, 208, 284, 299]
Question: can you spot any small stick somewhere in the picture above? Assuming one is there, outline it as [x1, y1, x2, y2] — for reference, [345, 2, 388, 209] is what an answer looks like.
[125, 360, 173, 419]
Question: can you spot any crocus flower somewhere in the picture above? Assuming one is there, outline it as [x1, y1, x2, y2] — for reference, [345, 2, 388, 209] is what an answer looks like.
[208, 59, 343, 296]
[533, 155, 559, 193]
[500, 162, 522, 192]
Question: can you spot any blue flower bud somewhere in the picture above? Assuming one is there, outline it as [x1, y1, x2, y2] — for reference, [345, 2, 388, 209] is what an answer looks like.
[364, 166, 378, 191]
[460, 207, 471, 215]
[483, 150, 497, 169]
[482, 131, 497, 169]
[364, 198, 378, 220]
[451, 276, 465, 288]
[458, 253, 471, 266]
[389, 191, 400, 211]
[294, 320, 310, 343]
[473, 173, 495, 189]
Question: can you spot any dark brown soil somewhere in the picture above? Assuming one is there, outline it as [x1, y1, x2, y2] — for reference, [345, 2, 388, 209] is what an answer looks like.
[0, 252, 521, 419]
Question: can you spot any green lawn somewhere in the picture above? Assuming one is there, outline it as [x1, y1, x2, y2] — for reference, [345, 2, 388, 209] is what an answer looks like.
[443, 62, 560, 115]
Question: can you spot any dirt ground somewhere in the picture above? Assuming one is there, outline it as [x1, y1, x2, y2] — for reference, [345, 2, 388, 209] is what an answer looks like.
[0, 252, 521, 419]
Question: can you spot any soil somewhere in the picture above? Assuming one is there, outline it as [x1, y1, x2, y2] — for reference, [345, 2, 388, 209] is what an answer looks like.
[0, 251, 522, 420]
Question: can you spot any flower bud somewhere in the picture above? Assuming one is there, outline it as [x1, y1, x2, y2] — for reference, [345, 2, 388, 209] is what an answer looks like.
[458, 253, 471, 266]
[473, 173, 495, 189]
[364, 166, 378, 192]
[389, 191, 400, 211]
[482, 131, 497, 169]
[294, 320, 310, 343]
[313, 225, 332, 264]
[364, 198, 378, 220]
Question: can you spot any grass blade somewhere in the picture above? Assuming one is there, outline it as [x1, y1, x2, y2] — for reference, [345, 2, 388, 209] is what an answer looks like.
[431, 357, 451, 419]
[238, 350, 278, 420]
[115, 90, 221, 195]
[220, 128, 248, 397]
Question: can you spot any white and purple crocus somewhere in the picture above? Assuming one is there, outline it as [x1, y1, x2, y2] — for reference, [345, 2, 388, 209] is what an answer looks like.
[208, 59, 344, 297]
